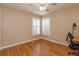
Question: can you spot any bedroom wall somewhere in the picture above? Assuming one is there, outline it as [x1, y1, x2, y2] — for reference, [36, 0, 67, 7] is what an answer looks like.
[0, 6, 1, 48]
[1, 6, 41, 48]
[43, 5, 79, 45]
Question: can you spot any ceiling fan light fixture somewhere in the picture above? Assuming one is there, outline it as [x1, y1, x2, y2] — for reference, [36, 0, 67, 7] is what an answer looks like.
[39, 6, 47, 12]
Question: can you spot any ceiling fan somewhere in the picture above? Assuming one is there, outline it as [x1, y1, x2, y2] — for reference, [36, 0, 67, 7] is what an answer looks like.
[28, 3, 56, 12]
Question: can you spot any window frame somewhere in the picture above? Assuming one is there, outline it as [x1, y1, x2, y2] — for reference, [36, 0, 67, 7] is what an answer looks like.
[42, 17, 51, 36]
[32, 18, 40, 36]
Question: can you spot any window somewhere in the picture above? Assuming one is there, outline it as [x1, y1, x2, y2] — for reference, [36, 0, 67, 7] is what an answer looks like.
[42, 18, 50, 35]
[32, 18, 40, 35]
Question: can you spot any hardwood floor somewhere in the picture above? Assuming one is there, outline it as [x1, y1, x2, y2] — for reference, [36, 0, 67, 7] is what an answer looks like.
[0, 39, 73, 56]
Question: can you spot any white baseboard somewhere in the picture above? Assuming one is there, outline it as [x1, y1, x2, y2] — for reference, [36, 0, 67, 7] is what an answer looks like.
[0, 37, 68, 51]
[0, 38, 40, 50]
[40, 37, 68, 46]
[46, 39, 68, 46]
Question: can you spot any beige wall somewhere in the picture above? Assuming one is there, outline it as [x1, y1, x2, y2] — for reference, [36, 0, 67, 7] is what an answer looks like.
[43, 5, 79, 45]
[0, 6, 1, 47]
[1, 6, 40, 47]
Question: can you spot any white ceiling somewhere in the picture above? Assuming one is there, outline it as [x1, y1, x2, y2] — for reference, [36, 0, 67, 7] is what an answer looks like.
[0, 3, 78, 15]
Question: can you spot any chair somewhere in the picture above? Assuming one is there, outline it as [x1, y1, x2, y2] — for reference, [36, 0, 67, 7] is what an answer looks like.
[66, 32, 79, 56]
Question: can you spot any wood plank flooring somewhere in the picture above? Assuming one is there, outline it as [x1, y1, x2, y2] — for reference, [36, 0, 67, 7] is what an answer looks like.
[0, 39, 73, 56]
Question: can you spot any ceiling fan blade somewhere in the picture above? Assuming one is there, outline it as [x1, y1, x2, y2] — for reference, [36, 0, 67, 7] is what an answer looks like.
[45, 3, 56, 7]
[28, 3, 57, 9]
